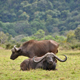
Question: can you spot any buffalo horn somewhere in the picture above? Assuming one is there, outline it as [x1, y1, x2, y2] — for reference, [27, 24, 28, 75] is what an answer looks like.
[33, 54, 48, 63]
[52, 53, 67, 62]
[14, 45, 19, 51]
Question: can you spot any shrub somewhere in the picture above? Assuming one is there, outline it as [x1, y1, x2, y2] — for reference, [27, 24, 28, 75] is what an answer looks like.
[5, 43, 14, 49]
[61, 41, 80, 50]
[70, 43, 80, 49]
[5, 42, 21, 49]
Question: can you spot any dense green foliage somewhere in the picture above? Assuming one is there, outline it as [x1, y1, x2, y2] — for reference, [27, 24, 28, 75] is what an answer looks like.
[1, 26, 80, 50]
[0, 0, 80, 36]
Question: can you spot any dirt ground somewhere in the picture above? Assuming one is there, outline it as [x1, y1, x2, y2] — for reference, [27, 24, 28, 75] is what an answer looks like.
[0, 47, 3, 49]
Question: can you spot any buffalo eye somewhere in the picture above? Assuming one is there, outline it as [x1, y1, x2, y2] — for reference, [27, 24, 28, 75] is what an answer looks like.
[12, 52, 15, 54]
[52, 57, 55, 61]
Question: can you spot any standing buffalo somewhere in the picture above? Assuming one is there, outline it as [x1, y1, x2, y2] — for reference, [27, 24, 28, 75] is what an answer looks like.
[20, 52, 67, 71]
[10, 40, 59, 60]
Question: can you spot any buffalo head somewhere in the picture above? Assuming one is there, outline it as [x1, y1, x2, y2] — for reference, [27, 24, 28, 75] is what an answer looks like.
[33, 52, 67, 70]
[33, 52, 67, 63]
[10, 45, 21, 60]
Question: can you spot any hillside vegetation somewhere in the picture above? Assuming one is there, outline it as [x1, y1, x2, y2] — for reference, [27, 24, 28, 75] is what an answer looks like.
[0, 0, 80, 36]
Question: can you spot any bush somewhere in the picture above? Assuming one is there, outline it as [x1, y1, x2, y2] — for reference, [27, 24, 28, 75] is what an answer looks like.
[61, 41, 80, 50]
[16, 43, 21, 47]
[5, 43, 14, 49]
[5, 42, 21, 49]
[70, 43, 80, 49]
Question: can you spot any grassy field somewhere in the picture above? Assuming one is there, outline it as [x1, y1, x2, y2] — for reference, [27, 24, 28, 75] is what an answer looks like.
[0, 48, 80, 80]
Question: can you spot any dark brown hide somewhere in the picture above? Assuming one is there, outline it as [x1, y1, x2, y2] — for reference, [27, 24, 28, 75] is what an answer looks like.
[20, 54, 56, 71]
[20, 52, 67, 71]
[10, 40, 59, 60]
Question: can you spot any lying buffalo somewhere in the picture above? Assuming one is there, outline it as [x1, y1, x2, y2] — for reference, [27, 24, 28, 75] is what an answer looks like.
[20, 52, 67, 71]
[10, 40, 59, 60]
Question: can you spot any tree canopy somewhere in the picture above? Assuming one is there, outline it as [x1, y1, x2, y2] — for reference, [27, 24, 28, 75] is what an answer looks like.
[0, 0, 80, 37]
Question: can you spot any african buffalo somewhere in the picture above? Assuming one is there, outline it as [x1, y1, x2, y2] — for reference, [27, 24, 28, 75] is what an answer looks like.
[10, 40, 59, 60]
[20, 52, 67, 71]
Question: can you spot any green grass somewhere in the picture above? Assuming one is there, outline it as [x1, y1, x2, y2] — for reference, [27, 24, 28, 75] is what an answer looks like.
[0, 49, 80, 80]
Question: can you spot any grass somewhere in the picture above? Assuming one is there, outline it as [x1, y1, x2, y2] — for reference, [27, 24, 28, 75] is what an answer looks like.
[0, 49, 80, 80]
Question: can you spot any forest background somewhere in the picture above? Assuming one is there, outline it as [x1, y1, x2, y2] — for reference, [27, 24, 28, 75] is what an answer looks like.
[0, 0, 80, 49]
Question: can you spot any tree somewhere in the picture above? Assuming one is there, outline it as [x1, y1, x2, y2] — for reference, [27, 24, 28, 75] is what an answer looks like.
[34, 29, 45, 40]
[8, 29, 17, 37]
[55, 35, 66, 42]
[19, 12, 29, 20]
[45, 35, 55, 40]
[30, 20, 45, 30]
[67, 30, 75, 42]
[0, 31, 8, 44]
[21, 36, 33, 42]
[14, 35, 25, 42]
[75, 26, 80, 40]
